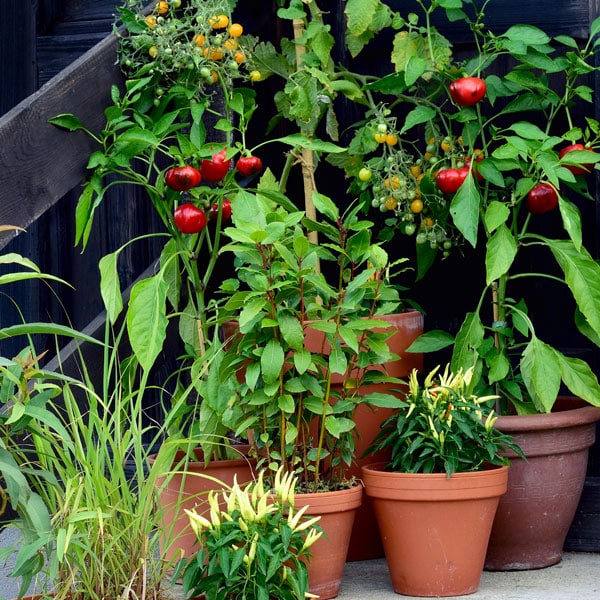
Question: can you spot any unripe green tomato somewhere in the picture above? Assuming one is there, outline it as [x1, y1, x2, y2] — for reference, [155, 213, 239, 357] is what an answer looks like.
[405, 223, 417, 235]
[358, 167, 373, 182]
[443, 240, 453, 250]
[377, 123, 388, 133]
[416, 232, 428, 244]
[371, 198, 380, 208]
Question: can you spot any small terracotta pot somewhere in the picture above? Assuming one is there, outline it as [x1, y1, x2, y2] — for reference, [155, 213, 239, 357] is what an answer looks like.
[151, 446, 255, 563]
[362, 462, 508, 597]
[485, 399, 600, 570]
[295, 484, 363, 600]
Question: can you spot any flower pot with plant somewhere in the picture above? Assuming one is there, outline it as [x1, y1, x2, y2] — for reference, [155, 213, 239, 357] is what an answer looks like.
[175, 466, 322, 600]
[329, 0, 600, 569]
[214, 187, 409, 598]
[362, 365, 522, 597]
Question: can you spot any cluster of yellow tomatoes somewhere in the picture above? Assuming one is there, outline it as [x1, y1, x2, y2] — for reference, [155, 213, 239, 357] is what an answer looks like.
[359, 126, 479, 254]
[133, 1, 261, 88]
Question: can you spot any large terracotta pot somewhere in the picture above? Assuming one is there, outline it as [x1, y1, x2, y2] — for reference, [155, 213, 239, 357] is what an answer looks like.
[152, 447, 255, 564]
[362, 462, 508, 597]
[485, 399, 600, 570]
[295, 484, 363, 600]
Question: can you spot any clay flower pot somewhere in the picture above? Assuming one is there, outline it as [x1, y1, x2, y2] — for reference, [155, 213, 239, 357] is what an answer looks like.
[151, 447, 255, 563]
[362, 462, 508, 597]
[294, 484, 363, 600]
[485, 399, 600, 570]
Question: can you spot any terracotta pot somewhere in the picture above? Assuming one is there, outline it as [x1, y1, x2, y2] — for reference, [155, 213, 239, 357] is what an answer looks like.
[362, 462, 508, 597]
[485, 399, 600, 571]
[295, 484, 363, 600]
[152, 447, 255, 563]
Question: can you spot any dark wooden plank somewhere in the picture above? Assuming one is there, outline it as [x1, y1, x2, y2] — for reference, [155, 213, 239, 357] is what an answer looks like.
[0, 0, 37, 115]
[0, 33, 122, 250]
[565, 477, 600, 551]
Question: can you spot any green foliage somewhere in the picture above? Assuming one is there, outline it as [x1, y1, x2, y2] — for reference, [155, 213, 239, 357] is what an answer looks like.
[368, 365, 523, 475]
[217, 188, 409, 489]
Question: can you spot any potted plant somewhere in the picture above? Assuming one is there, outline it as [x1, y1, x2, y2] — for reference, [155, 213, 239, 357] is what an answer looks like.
[362, 364, 522, 597]
[213, 184, 412, 598]
[332, 0, 600, 569]
[174, 466, 322, 600]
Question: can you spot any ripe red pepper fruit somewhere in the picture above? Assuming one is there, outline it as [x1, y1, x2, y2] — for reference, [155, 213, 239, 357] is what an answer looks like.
[173, 203, 207, 234]
[436, 167, 469, 194]
[558, 144, 595, 175]
[449, 77, 487, 107]
[165, 165, 202, 191]
[236, 155, 263, 177]
[209, 199, 232, 222]
[527, 183, 559, 215]
[200, 148, 231, 182]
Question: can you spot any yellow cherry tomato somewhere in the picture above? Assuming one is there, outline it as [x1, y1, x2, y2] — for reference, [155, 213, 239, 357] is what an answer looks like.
[193, 33, 206, 47]
[385, 133, 399, 146]
[206, 47, 224, 60]
[145, 15, 157, 29]
[156, 1, 168, 14]
[148, 45, 158, 58]
[385, 196, 398, 210]
[210, 14, 229, 29]
[229, 23, 244, 37]
[374, 131, 387, 144]
[224, 37, 238, 50]
[249, 70, 262, 82]
[383, 176, 401, 190]
[441, 139, 452, 152]
[410, 198, 424, 213]
[409, 164, 422, 178]
[234, 50, 245, 64]
[421, 217, 435, 229]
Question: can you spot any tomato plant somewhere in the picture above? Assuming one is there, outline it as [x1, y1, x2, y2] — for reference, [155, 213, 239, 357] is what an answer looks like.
[200, 148, 231, 182]
[173, 203, 207, 234]
[449, 77, 486, 107]
[236, 155, 263, 177]
[165, 165, 202, 191]
[526, 183, 559, 215]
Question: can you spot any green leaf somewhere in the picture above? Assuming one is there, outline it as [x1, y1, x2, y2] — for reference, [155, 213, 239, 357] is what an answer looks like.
[312, 191, 339, 221]
[274, 133, 345, 153]
[555, 351, 600, 406]
[558, 197, 583, 251]
[450, 174, 480, 247]
[484, 201, 510, 233]
[99, 252, 123, 324]
[406, 330, 454, 353]
[329, 347, 348, 375]
[520, 337, 561, 412]
[546, 239, 600, 339]
[485, 224, 517, 285]
[127, 275, 168, 372]
[293, 348, 312, 374]
[400, 106, 437, 134]
[261, 339, 285, 384]
[345, 0, 380, 36]
[451, 312, 484, 372]
[48, 113, 85, 132]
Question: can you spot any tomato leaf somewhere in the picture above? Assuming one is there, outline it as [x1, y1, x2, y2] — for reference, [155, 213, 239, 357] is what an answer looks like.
[451, 312, 485, 372]
[399, 106, 437, 134]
